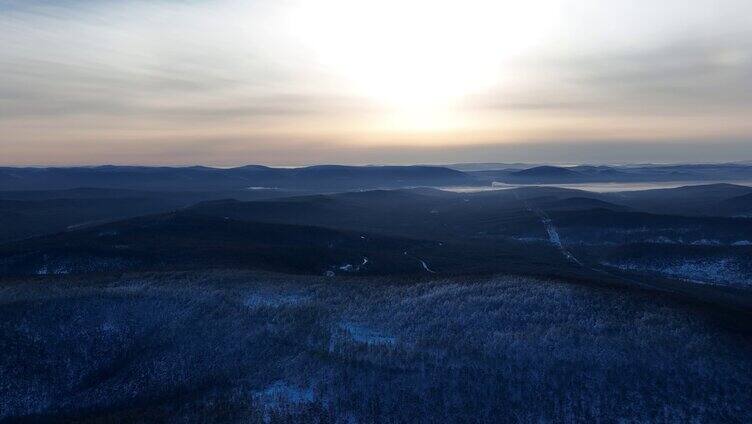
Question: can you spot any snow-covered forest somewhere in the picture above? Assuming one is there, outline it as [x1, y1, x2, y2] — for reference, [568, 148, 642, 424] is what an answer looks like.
[2, 271, 750, 422]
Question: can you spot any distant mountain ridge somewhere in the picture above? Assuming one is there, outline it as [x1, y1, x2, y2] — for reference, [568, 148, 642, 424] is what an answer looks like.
[4, 163, 752, 191]
[0, 165, 476, 191]
[471, 163, 752, 184]
[510, 166, 583, 181]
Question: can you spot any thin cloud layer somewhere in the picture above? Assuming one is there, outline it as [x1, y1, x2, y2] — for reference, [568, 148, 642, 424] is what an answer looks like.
[1, 0, 751, 165]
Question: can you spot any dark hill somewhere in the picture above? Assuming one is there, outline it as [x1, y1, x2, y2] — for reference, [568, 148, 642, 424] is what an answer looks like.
[719, 192, 752, 217]
[607, 183, 752, 216]
[0, 188, 296, 242]
[0, 212, 428, 276]
[0, 211, 573, 278]
[540, 197, 631, 212]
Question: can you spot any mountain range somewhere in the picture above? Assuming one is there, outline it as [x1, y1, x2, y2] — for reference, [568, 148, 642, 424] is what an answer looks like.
[3, 162, 752, 191]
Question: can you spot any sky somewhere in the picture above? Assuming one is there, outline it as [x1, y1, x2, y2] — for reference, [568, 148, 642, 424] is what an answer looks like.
[1, 0, 751, 166]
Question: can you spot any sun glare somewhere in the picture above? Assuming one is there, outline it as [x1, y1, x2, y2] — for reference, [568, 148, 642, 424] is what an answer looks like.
[289, 0, 559, 130]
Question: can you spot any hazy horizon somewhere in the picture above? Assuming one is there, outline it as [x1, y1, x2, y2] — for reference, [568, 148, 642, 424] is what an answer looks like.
[2, 140, 752, 168]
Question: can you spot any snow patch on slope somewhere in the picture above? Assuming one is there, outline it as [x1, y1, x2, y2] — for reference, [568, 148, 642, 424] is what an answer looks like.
[602, 258, 751, 287]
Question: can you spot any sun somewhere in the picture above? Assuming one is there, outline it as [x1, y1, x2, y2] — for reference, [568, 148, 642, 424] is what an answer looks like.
[288, 0, 559, 129]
